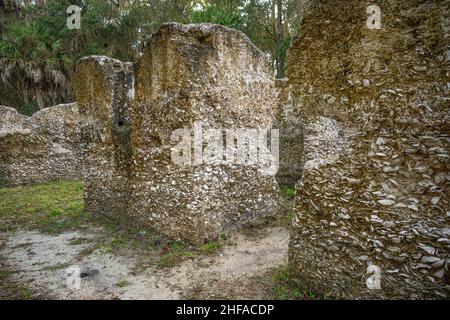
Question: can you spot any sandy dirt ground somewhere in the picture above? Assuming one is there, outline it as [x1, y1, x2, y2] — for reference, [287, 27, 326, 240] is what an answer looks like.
[0, 226, 289, 300]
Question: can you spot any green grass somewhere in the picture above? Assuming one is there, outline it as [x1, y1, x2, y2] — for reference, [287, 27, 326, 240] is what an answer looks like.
[0, 181, 160, 252]
[116, 279, 129, 288]
[0, 180, 243, 272]
[0, 269, 34, 300]
[0, 180, 87, 233]
[90, 218, 166, 258]
[271, 266, 326, 300]
[200, 241, 224, 254]
[279, 185, 297, 200]
[281, 211, 296, 226]
[43, 262, 72, 272]
[0, 180, 229, 266]
[157, 241, 193, 268]
[157, 239, 228, 268]
[0, 179, 298, 236]
[69, 237, 91, 245]
[0, 180, 162, 256]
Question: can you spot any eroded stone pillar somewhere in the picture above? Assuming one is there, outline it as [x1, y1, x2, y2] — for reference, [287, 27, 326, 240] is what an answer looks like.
[288, 0, 450, 299]
[75, 56, 134, 222]
[131, 23, 280, 244]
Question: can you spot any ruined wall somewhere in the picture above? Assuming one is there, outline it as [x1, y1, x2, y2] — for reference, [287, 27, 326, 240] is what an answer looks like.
[275, 78, 304, 187]
[75, 56, 134, 222]
[0, 103, 82, 186]
[76, 23, 280, 244]
[288, 0, 450, 299]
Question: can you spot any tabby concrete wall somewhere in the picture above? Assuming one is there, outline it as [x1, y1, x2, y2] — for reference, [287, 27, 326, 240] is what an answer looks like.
[288, 0, 450, 299]
[75, 56, 134, 223]
[76, 23, 281, 244]
[0, 103, 82, 187]
[275, 78, 304, 187]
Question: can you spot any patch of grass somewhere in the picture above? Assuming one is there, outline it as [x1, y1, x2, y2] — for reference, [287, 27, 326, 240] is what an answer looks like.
[69, 238, 91, 245]
[182, 251, 195, 258]
[0, 180, 159, 251]
[0, 268, 34, 300]
[96, 224, 164, 257]
[18, 287, 32, 300]
[44, 262, 71, 272]
[116, 279, 129, 288]
[157, 238, 229, 268]
[82, 213, 166, 257]
[200, 241, 223, 254]
[281, 211, 296, 226]
[157, 252, 184, 268]
[0, 180, 232, 270]
[110, 238, 127, 249]
[94, 237, 130, 254]
[0, 180, 87, 233]
[77, 246, 97, 257]
[0, 269, 15, 281]
[47, 208, 64, 217]
[271, 266, 326, 300]
[157, 241, 192, 268]
[279, 185, 297, 200]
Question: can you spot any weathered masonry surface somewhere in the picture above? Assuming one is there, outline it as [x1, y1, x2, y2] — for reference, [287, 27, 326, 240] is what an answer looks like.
[0, 103, 81, 186]
[288, 0, 450, 299]
[275, 78, 304, 187]
[75, 23, 282, 244]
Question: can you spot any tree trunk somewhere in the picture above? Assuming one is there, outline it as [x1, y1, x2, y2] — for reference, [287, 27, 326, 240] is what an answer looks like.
[35, 88, 45, 110]
[276, 0, 285, 78]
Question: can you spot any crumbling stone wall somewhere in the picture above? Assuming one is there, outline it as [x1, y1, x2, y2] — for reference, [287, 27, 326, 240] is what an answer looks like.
[76, 23, 280, 244]
[75, 56, 135, 223]
[275, 78, 304, 186]
[0, 103, 82, 186]
[288, 0, 450, 299]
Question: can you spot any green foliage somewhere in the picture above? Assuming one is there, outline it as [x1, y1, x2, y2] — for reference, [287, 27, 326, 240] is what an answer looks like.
[191, 4, 245, 29]
[158, 238, 229, 268]
[281, 211, 295, 226]
[0, 179, 165, 257]
[280, 185, 296, 199]
[0, 180, 86, 233]
[1, 0, 299, 112]
[200, 241, 224, 254]
[0, 268, 33, 300]
[19, 101, 40, 116]
[157, 241, 194, 268]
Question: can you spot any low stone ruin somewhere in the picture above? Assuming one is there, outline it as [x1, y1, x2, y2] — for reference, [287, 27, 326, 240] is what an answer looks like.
[288, 0, 450, 299]
[75, 23, 281, 244]
[0, 103, 82, 186]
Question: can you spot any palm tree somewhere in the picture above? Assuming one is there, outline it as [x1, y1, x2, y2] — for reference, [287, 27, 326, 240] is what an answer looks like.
[0, 21, 72, 110]
[0, 0, 20, 31]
